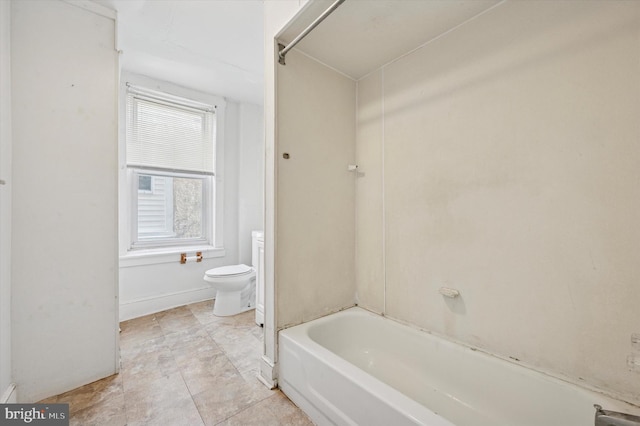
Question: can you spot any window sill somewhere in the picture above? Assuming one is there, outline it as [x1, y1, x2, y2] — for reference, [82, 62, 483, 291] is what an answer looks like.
[119, 245, 226, 268]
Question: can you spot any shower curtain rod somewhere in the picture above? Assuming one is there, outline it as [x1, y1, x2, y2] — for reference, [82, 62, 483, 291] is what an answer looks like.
[278, 0, 346, 65]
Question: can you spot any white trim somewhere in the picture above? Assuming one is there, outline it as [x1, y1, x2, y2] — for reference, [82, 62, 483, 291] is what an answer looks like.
[1, 383, 16, 404]
[129, 169, 214, 250]
[258, 355, 277, 389]
[112, 8, 121, 377]
[62, 0, 116, 20]
[119, 288, 216, 321]
[120, 73, 226, 118]
[120, 246, 225, 268]
[264, 38, 280, 388]
[127, 84, 217, 112]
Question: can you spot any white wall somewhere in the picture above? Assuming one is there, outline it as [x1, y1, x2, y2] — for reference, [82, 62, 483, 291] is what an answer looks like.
[11, 0, 118, 402]
[225, 100, 241, 261]
[238, 103, 264, 265]
[0, 0, 13, 404]
[118, 73, 264, 321]
[356, 1, 640, 404]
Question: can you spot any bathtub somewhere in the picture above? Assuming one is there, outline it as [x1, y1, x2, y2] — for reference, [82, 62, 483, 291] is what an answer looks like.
[278, 307, 640, 426]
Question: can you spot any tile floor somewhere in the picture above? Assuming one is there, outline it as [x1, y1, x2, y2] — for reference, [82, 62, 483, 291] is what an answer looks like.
[39, 300, 313, 426]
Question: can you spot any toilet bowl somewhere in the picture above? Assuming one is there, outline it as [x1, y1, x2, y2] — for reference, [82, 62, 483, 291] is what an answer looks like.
[204, 264, 256, 317]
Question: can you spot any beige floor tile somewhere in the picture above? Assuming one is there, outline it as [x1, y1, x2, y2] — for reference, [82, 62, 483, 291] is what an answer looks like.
[206, 322, 257, 346]
[233, 309, 258, 326]
[188, 300, 220, 325]
[200, 313, 240, 328]
[120, 313, 157, 332]
[220, 338, 262, 375]
[120, 347, 179, 393]
[119, 334, 168, 362]
[45, 301, 311, 426]
[124, 373, 193, 423]
[156, 305, 193, 318]
[38, 394, 60, 405]
[188, 300, 214, 312]
[179, 352, 239, 396]
[163, 324, 215, 351]
[159, 315, 202, 334]
[192, 373, 275, 426]
[51, 374, 123, 415]
[266, 390, 315, 426]
[172, 342, 224, 368]
[119, 319, 164, 349]
[157, 311, 203, 334]
[239, 366, 260, 385]
[218, 391, 313, 426]
[251, 325, 265, 341]
[68, 393, 127, 426]
[126, 397, 204, 426]
[216, 398, 281, 426]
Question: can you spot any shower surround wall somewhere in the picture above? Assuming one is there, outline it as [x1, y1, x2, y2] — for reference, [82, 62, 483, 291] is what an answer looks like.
[274, 0, 640, 406]
[276, 49, 356, 328]
[355, 1, 640, 403]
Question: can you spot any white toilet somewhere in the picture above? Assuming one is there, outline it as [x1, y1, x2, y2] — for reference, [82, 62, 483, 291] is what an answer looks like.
[203, 232, 261, 317]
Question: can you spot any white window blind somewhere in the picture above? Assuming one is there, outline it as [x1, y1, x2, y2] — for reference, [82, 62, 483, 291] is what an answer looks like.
[126, 85, 215, 175]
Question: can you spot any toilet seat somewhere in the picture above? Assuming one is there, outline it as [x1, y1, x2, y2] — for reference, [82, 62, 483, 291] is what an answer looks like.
[204, 264, 256, 293]
[205, 264, 252, 278]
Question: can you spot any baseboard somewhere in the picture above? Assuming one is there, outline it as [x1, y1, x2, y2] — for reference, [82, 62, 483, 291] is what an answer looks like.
[120, 286, 216, 321]
[1, 383, 16, 403]
[258, 355, 277, 389]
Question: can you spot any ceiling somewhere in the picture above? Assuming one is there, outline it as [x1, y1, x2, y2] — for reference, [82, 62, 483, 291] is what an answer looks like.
[279, 0, 501, 80]
[97, 0, 264, 105]
[97, 0, 503, 104]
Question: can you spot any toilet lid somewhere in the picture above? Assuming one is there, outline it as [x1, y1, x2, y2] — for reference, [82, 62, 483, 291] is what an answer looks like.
[205, 264, 253, 278]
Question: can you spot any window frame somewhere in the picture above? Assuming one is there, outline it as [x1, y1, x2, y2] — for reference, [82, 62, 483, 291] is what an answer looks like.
[121, 77, 224, 255]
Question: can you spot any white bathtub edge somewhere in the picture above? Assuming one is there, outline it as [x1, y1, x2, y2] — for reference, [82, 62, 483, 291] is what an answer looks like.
[278, 306, 640, 425]
[368, 308, 640, 410]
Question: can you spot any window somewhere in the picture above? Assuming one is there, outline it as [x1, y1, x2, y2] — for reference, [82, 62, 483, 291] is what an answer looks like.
[126, 85, 216, 249]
